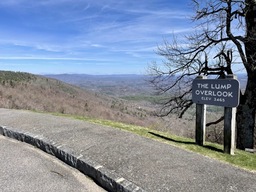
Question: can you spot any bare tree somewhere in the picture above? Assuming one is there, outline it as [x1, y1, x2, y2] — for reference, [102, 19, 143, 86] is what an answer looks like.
[149, 0, 256, 149]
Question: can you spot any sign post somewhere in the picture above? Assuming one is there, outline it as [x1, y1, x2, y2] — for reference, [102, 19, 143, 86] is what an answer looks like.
[195, 76, 206, 146]
[223, 75, 238, 155]
[224, 107, 236, 155]
[192, 74, 240, 155]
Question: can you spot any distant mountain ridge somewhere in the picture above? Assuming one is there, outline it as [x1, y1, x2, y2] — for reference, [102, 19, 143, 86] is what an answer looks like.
[45, 73, 247, 96]
[44, 74, 154, 97]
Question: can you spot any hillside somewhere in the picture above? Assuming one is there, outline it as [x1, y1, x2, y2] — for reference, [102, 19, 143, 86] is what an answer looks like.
[0, 71, 164, 127]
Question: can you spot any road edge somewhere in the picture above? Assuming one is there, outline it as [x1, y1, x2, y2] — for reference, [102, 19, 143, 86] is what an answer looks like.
[0, 126, 146, 192]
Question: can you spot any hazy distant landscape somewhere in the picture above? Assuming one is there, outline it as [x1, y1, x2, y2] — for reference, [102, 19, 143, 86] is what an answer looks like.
[44, 74, 155, 97]
[45, 73, 247, 99]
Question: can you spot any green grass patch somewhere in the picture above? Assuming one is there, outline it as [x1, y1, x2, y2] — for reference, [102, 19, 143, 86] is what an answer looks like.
[53, 113, 256, 172]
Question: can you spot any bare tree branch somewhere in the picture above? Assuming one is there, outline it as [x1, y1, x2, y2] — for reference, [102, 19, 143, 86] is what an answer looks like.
[149, 1, 256, 150]
[206, 116, 224, 127]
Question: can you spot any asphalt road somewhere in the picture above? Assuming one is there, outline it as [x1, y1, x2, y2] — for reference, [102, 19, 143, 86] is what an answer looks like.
[0, 135, 106, 192]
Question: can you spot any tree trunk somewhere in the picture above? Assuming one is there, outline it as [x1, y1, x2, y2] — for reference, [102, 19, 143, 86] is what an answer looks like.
[236, 0, 256, 150]
[236, 74, 256, 149]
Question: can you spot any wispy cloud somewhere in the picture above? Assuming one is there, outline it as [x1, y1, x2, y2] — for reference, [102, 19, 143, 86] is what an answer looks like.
[0, 56, 112, 61]
[0, 0, 193, 74]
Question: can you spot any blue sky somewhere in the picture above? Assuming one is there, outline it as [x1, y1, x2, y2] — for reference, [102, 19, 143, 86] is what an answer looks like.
[0, 0, 194, 75]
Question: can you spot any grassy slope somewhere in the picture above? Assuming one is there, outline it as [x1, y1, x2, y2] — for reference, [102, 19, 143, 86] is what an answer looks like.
[54, 113, 255, 171]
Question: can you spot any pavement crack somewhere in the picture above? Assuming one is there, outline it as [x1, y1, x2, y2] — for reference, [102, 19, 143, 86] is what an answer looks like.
[50, 170, 65, 177]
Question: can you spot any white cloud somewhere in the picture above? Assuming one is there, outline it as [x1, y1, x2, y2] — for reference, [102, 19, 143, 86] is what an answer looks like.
[0, 0, 195, 74]
[0, 56, 112, 62]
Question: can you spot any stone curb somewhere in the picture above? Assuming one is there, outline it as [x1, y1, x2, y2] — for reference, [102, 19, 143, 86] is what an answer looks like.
[0, 126, 146, 192]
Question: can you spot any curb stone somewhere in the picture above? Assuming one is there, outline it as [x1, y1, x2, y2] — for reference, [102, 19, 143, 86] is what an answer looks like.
[0, 126, 146, 192]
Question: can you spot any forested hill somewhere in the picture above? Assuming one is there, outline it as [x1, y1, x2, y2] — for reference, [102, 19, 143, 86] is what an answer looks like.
[0, 71, 158, 127]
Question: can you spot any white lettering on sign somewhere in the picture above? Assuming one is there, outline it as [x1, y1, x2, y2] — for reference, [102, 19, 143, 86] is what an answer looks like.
[197, 83, 208, 89]
[210, 84, 232, 90]
[195, 90, 233, 97]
